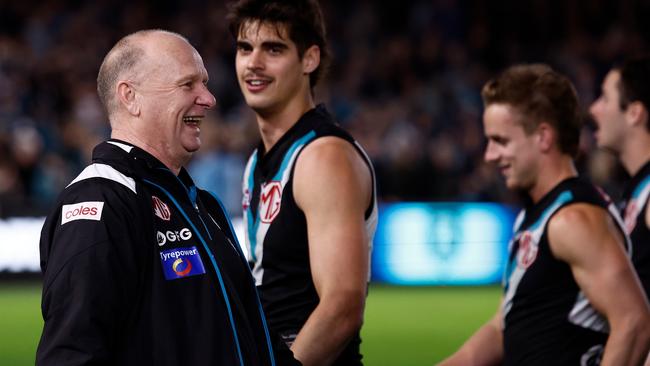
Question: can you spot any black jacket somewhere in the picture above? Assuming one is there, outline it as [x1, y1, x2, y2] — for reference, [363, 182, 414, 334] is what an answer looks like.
[37, 140, 298, 366]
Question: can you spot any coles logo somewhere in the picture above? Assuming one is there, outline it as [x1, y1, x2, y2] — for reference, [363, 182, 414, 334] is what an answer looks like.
[61, 201, 105, 225]
[152, 196, 171, 221]
[517, 231, 538, 269]
[260, 181, 282, 223]
[156, 228, 192, 246]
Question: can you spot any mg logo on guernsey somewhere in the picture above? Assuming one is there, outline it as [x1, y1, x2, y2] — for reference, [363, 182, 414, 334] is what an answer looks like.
[260, 181, 282, 223]
[517, 231, 538, 269]
[152, 196, 171, 221]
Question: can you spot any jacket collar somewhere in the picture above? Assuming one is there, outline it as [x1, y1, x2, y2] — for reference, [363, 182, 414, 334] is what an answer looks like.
[91, 139, 197, 196]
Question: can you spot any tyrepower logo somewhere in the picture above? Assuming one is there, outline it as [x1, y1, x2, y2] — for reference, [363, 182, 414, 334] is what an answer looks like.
[152, 196, 171, 221]
[61, 201, 105, 225]
[260, 181, 282, 223]
[159, 246, 206, 280]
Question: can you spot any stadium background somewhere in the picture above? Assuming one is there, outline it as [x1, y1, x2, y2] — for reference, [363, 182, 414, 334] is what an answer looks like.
[1, 0, 648, 364]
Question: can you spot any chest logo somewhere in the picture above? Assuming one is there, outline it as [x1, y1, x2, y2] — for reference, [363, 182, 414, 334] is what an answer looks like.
[517, 231, 538, 269]
[157, 228, 192, 246]
[152, 196, 171, 221]
[159, 246, 206, 280]
[260, 181, 282, 223]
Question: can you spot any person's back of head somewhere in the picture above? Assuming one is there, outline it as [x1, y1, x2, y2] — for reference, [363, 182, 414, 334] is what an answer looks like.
[482, 64, 582, 157]
[227, 0, 330, 89]
[97, 33, 146, 121]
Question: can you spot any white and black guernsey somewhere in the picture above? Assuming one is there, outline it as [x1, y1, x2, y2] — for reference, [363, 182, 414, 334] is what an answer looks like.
[242, 104, 378, 364]
[621, 160, 650, 299]
[502, 177, 630, 366]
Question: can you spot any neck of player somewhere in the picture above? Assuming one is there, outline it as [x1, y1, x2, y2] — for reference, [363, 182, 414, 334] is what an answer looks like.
[528, 155, 577, 204]
[620, 133, 650, 176]
[256, 92, 315, 153]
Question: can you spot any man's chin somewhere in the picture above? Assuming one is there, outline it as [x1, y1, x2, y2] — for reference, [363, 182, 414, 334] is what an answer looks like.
[505, 178, 526, 192]
[182, 140, 201, 153]
[245, 99, 278, 117]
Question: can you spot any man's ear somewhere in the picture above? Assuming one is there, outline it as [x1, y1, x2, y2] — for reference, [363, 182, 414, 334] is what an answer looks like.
[117, 81, 140, 116]
[302, 45, 321, 75]
[536, 122, 555, 153]
[625, 101, 648, 128]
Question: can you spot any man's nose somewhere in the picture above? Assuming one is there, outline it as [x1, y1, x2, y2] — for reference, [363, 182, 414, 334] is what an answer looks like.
[197, 84, 216, 109]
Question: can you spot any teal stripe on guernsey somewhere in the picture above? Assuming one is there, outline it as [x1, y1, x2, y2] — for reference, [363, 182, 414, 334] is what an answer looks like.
[632, 175, 650, 200]
[143, 179, 245, 366]
[247, 154, 259, 261]
[528, 190, 573, 232]
[272, 130, 316, 181]
[504, 190, 573, 293]
[248, 130, 317, 262]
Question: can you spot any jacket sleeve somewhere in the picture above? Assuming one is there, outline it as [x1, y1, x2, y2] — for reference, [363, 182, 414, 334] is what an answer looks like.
[36, 182, 144, 366]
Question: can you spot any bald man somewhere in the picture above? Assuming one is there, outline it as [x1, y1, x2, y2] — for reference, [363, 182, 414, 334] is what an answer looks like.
[37, 30, 297, 366]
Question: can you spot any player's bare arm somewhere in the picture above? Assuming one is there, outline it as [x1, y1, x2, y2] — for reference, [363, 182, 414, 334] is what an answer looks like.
[548, 203, 650, 366]
[291, 136, 372, 366]
[437, 307, 503, 366]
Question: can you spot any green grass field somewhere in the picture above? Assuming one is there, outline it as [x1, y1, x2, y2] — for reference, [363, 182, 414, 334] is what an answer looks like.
[0, 282, 500, 365]
[1, 282, 43, 366]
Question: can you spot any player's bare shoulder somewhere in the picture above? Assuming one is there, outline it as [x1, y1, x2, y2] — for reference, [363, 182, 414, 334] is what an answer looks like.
[547, 203, 621, 262]
[293, 136, 371, 210]
[298, 136, 366, 169]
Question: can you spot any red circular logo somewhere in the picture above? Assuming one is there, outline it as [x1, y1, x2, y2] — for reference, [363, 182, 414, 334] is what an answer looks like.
[518, 231, 538, 268]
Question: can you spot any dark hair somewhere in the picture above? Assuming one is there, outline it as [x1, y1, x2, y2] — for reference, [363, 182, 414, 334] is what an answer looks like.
[481, 64, 582, 157]
[227, 0, 330, 88]
[617, 57, 650, 132]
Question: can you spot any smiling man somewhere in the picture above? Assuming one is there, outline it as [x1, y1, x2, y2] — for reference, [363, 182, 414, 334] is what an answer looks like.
[227, 1, 377, 365]
[36, 30, 291, 366]
[439, 64, 650, 366]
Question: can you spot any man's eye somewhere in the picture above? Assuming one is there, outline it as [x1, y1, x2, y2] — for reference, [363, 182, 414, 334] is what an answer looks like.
[237, 44, 251, 53]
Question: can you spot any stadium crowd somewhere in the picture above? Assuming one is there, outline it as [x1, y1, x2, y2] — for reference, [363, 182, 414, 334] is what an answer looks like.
[0, 0, 648, 217]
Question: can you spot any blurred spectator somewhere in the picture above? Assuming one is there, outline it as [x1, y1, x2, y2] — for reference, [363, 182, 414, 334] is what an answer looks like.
[1, 0, 649, 217]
